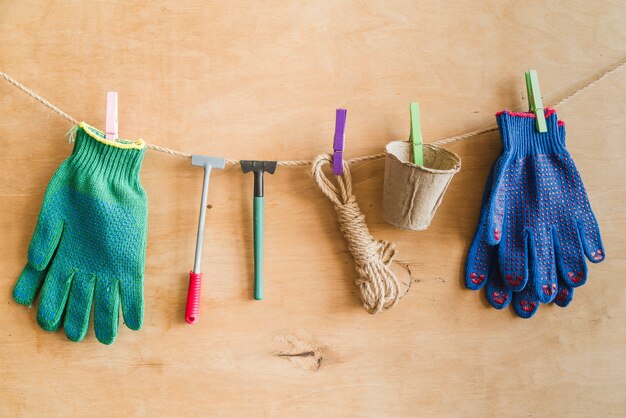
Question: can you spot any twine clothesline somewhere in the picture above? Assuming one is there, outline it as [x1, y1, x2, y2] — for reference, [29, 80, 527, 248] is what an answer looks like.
[1, 56, 624, 166]
[1, 59, 624, 315]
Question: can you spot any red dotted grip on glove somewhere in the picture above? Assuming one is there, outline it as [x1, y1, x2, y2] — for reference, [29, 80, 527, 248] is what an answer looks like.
[185, 271, 202, 324]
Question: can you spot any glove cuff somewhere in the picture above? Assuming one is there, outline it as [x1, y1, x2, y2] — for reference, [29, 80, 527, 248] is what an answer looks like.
[68, 123, 146, 183]
[496, 108, 565, 155]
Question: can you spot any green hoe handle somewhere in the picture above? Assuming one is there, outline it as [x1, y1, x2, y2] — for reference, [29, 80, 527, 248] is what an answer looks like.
[253, 196, 264, 300]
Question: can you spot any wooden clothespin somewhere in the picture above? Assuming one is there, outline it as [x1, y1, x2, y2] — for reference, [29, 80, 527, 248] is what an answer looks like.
[525, 70, 547, 133]
[333, 108, 347, 175]
[409, 102, 424, 165]
[105, 91, 118, 140]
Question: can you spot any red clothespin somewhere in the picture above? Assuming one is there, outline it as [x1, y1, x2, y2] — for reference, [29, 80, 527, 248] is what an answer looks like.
[105, 92, 118, 140]
[333, 108, 347, 175]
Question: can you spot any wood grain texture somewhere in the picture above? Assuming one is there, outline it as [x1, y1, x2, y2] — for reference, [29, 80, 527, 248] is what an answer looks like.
[1, 1, 625, 417]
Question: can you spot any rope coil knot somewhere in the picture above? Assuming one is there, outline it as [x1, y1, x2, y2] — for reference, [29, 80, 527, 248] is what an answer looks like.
[312, 153, 400, 314]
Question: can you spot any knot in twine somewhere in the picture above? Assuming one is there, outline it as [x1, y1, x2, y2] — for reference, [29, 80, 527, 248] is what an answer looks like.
[311, 153, 400, 314]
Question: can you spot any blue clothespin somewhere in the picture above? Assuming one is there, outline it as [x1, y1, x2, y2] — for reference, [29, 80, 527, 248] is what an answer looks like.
[333, 108, 347, 175]
[525, 70, 547, 133]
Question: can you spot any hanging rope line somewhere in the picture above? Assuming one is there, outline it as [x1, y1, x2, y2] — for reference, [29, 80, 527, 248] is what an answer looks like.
[1, 58, 623, 315]
[0, 56, 624, 165]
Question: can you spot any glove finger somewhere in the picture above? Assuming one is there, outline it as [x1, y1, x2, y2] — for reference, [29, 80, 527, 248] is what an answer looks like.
[576, 218, 605, 263]
[485, 157, 510, 246]
[554, 278, 574, 308]
[94, 278, 120, 345]
[120, 275, 144, 331]
[554, 226, 587, 288]
[512, 284, 540, 318]
[13, 263, 47, 305]
[64, 272, 96, 342]
[555, 132, 604, 263]
[528, 228, 558, 304]
[37, 261, 73, 332]
[485, 253, 512, 309]
[466, 161, 500, 291]
[27, 209, 63, 271]
[497, 225, 529, 291]
[465, 230, 492, 290]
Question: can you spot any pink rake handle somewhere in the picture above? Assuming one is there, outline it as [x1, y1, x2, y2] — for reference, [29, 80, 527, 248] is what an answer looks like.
[185, 271, 202, 324]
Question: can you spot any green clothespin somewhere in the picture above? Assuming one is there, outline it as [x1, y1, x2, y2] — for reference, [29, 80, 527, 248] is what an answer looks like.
[525, 70, 547, 133]
[409, 102, 424, 165]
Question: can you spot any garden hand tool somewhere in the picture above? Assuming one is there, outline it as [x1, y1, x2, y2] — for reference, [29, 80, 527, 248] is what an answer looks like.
[240, 160, 277, 300]
[186, 154, 225, 324]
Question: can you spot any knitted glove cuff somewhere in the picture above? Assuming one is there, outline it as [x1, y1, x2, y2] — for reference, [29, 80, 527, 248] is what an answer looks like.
[496, 108, 565, 156]
[68, 123, 146, 184]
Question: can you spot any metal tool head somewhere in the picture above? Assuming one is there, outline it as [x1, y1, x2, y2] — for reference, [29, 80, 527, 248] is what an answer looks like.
[240, 160, 277, 174]
[240, 161, 277, 197]
[192, 154, 226, 170]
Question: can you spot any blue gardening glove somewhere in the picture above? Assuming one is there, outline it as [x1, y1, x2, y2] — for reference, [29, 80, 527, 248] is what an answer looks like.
[13, 123, 147, 344]
[484, 109, 605, 304]
[466, 148, 574, 318]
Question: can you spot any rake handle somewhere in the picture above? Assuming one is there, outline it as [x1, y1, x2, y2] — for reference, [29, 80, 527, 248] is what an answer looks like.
[185, 271, 202, 324]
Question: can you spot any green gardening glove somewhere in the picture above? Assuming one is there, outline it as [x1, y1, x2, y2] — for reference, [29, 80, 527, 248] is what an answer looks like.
[13, 123, 148, 344]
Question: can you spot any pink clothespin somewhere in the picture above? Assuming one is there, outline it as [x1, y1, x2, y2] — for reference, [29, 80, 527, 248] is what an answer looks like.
[333, 108, 347, 175]
[105, 92, 118, 140]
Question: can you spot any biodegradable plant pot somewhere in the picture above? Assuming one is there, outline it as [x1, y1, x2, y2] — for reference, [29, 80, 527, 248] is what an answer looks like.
[383, 141, 461, 231]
